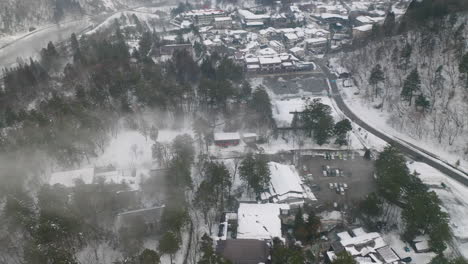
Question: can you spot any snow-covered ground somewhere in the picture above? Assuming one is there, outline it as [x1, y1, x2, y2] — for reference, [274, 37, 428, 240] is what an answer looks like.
[86, 11, 165, 35]
[337, 81, 468, 173]
[407, 162, 468, 258]
[382, 232, 436, 264]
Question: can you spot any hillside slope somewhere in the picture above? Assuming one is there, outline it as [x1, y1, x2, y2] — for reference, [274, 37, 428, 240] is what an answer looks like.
[0, 0, 144, 34]
[333, 12, 468, 166]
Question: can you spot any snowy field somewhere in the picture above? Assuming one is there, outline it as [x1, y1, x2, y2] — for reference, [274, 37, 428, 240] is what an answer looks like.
[407, 162, 468, 258]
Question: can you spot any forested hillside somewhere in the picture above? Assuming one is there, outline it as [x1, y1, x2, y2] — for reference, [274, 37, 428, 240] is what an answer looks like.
[335, 8, 468, 163]
[0, 0, 145, 34]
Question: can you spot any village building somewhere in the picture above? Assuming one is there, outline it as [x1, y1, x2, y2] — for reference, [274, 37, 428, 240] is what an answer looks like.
[269, 40, 285, 53]
[353, 24, 373, 38]
[261, 162, 317, 206]
[236, 203, 290, 241]
[326, 228, 400, 264]
[213, 16, 233, 29]
[238, 9, 270, 26]
[180, 9, 226, 26]
[214, 132, 241, 147]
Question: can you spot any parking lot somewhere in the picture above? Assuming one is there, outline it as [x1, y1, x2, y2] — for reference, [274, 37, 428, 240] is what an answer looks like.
[262, 73, 327, 95]
[299, 151, 375, 207]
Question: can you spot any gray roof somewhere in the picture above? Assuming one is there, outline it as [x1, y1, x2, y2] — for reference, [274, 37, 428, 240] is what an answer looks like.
[217, 239, 269, 264]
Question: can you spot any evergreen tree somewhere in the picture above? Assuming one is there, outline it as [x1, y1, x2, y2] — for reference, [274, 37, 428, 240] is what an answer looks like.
[369, 64, 385, 98]
[300, 99, 335, 145]
[239, 153, 271, 197]
[332, 251, 357, 264]
[158, 232, 180, 264]
[415, 94, 430, 112]
[401, 69, 421, 106]
[139, 249, 161, 264]
[139, 31, 153, 58]
[459, 52, 468, 88]
[334, 119, 352, 146]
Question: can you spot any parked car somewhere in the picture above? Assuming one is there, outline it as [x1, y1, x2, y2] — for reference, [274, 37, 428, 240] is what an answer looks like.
[343, 183, 348, 189]
[340, 187, 345, 195]
[323, 170, 328, 177]
[329, 183, 334, 189]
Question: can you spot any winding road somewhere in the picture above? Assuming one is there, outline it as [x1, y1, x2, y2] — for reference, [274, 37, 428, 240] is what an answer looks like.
[317, 61, 468, 187]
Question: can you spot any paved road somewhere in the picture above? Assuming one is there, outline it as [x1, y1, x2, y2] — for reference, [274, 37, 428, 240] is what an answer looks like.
[0, 19, 93, 70]
[316, 61, 468, 187]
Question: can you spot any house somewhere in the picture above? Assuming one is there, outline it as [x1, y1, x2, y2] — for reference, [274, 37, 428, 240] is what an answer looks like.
[238, 9, 270, 26]
[261, 162, 316, 206]
[213, 16, 233, 29]
[49, 167, 95, 187]
[269, 40, 285, 53]
[353, 24, 373, 38]
[116, 205, 165, 231]
[236, 203, 289, 241]
[320, 13, 348, 24]
[214, 132, 241, 147]
[413, 235, 431, 253]
[289, 46, 305, 58]
[181, 9, 225, 26]
[258, 56, 282, 72]
[241, 133, 258, 143]
[284, 32, 299, 46]
[216, 239, 269, 264]
[305, 37, 328, 51]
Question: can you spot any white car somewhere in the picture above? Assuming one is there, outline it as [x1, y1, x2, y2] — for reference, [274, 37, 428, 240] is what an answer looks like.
[329, 183, 334, 189]
[343, 183, 348, 189]
[340, 187, 345, 195]
[323, 170, 328, 177]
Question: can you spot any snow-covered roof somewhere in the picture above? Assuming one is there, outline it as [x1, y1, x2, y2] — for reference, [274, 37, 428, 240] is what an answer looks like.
[305, 37, 327, 44]
[246, 21, 264, 26]
[290, 47, 304, 53]
[242, 133, 258, 138]
[338, 231, 353, 241]
[284, 33, 299, 40]
[269, 40, 284, 48]
[183, 9, 224, 17]
[214, 16, 232, 22]
[214, 132, 240, 141]
[259, 56, 282, 65]
[354, 24, 373, 32]
[353, 227, 366, 236]
[356, 16, 374, 24]
[237, 203, 289, 241]
[376, 246, 400, 263]
[238, 9, 270, 20]
[247, 64, 260, 69]
[257, 48, 278, 56]
[49, 168, 95, 187]
[341, 232, 382, 247]
[245, 57, 259, 64]
[321, 13, 348, 20]
[264, 162, 306, 203]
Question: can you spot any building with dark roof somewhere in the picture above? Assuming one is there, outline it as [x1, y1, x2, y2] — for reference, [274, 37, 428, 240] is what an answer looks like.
[216, 239, 269, 264]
